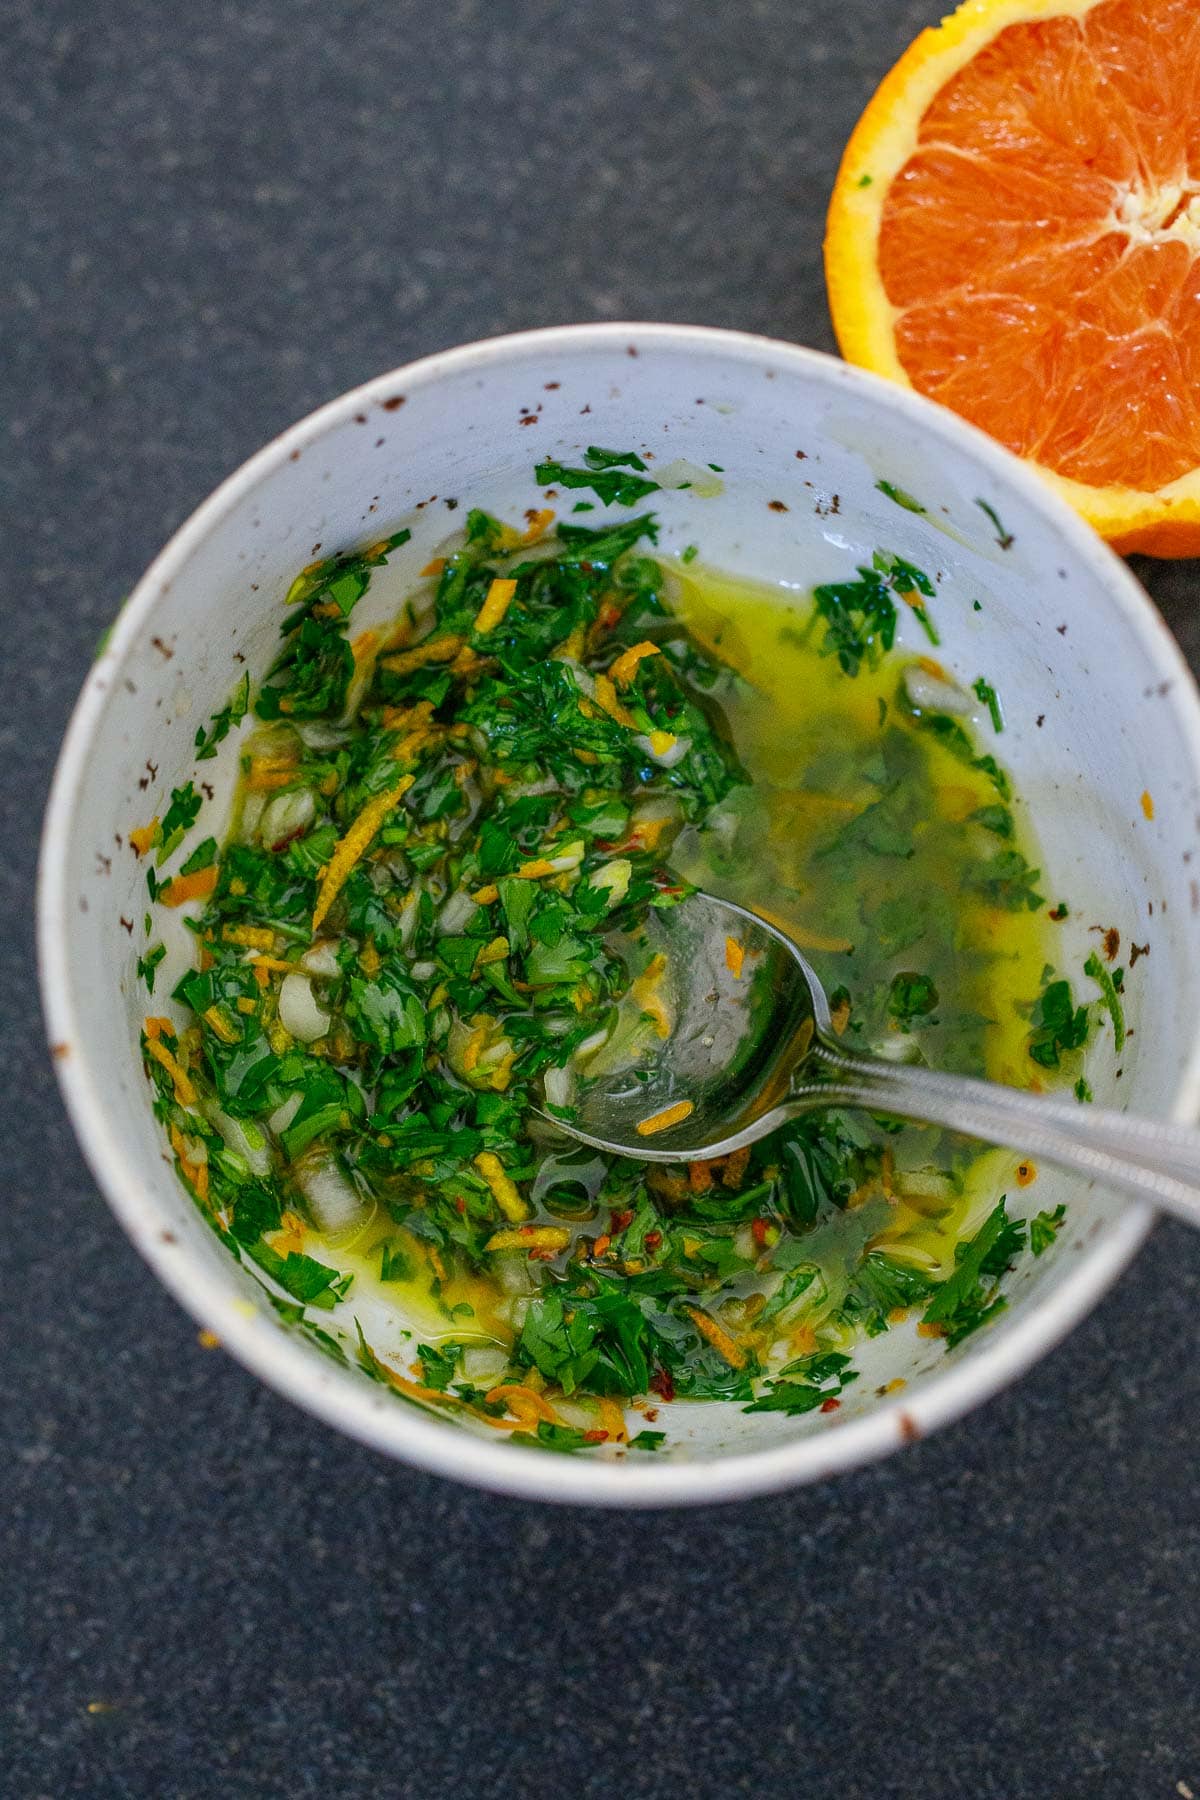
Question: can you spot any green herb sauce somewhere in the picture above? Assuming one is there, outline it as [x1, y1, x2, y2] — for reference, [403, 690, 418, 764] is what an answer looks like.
[138, 493, 1093, 1448]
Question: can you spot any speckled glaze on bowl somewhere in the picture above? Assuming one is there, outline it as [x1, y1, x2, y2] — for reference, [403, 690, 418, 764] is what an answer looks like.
[38, 324, 1200, 1505]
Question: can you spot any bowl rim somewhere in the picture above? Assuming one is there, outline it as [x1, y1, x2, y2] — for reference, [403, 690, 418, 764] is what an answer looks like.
[38, 320, 1200, 1507]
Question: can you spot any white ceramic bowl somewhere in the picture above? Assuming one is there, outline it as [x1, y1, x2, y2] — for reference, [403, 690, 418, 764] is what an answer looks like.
[39, 324, 1200, 1506]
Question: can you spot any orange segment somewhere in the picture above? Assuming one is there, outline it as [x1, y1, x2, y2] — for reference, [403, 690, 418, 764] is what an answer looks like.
[825, 0, 1200, 555]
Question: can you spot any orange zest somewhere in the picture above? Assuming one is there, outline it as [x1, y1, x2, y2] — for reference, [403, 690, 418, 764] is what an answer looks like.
[351, 627, 379, 671]
[222, 923, 275, 951]
[485, 1384, 558, 1429]
[484, 1224, 570, 1254]
[636, 1098, 694, 1137]
[311, 775, 414, 933]
[685, 1304, 746, 1368]
[630, 951, 672, 1039]
[146, 1036, 197, 1107]
[159, 866, 219, 908]
[825, 0, 1200, 554]
[609, 640, 661, 685]
[473, 578, 518, 634]
[473, 1150, 529, 1222]
[592, 673, 637, 729]
[380, 634, 463, 675]
[598, 1395, 628, 1443]
[244, 753, 299, 791]
[366, 1347, 459, 1408]
[129, 817, 159, 857]
[522, 508, 556, 543]
[202, 1004, 240, 1045]
[169, 1123, 208, 1201]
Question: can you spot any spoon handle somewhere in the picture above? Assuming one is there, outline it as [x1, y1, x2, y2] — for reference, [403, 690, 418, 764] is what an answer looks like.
[798, 1046, 1200, 1224]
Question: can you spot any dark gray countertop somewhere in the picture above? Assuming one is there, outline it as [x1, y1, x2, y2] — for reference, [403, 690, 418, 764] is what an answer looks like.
[5, 2, 1200, 1794]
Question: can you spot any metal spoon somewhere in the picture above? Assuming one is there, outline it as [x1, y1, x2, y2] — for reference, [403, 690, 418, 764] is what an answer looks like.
[545, 890, 1200, 1223]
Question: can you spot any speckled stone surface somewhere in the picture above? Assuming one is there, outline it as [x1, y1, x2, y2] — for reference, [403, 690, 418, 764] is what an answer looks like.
[6, 2, 1200, 1794]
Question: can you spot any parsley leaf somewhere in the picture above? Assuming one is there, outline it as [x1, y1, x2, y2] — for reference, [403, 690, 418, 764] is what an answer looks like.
[1027, 976, 1089, 1069]
[535, 458, 659, 507]
[136, 942, 167, 992]
[875, 479, 926, 514]
[417, 1342, 463, 1390]
[1030, 1204, 1067, 1255]
[811, 567, 897, 677]
[195, 671, 250, 760]
[1084, 952, 1126, 1050]
[972, 676, 1004, 733]
[743, 1349, 857, 1415]
[922, 1199, 1025, 1348]
[888, 970, 939, 1029]
[964, 849, 1044, 911]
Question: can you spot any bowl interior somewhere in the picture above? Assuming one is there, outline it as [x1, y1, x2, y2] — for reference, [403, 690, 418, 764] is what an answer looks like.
[40, 326, 1200, 1503]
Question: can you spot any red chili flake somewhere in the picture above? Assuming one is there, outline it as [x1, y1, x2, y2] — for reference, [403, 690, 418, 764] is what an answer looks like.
[650, 1367, 675, 1402]
[751, 1217, 770, 1249]
[269, 826, 309, 852]
[1048, 903, 1068, 921]
[598, 602, 621, 631]
[454, 1196, 467, 1214]
[610, 1208, 634, 1233]
[644, 1230, 662, 1251]
[1089, 923, 1120, 961]
[644, 1407, 659, 1422]
[820, 1397, 841, 1414]
[1129, 941, 1150, 965]
[583, 1428, 608, 1444]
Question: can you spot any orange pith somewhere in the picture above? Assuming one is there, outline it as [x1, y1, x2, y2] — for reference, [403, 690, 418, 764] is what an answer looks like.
[825, 0, 1200, 555]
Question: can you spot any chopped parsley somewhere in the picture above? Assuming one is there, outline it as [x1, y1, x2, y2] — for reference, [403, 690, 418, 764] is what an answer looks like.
[975, 498, 1014, 551]
[1027, 976, 1089, 1069]
[922, 1199, 1024, 1347]
[535, 447, 659, 507]
[1030, 1204, 1067, 1255]
[195, 671, 251, 761]
[136, 942, 166, 993]
[972, 676, 1004, 733]
[812, 551, 940, 677]
[812, 568, 897, 677]
[888, 970, 939, 1029]
[1084, 952, 1126, 1050]
[743, 1350, 857, 1415]
[875, 479, 925, 514]
[137, 473, 1077, 1447]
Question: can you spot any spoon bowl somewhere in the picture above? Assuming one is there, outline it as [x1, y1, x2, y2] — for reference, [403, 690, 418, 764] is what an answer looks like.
[551, 895, 828, 1159]
[549, 889, 1200, 1225]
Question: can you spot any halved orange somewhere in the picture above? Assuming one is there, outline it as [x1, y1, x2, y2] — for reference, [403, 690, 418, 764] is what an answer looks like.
[825, 0, 1200, 555]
